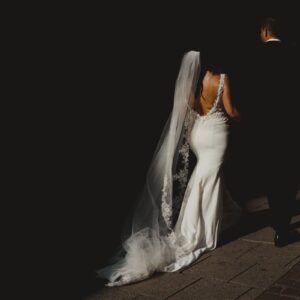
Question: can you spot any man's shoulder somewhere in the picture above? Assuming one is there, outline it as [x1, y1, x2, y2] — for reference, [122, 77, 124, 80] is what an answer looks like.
[262, 41, 287, 58]
[264, 41, 283, 49]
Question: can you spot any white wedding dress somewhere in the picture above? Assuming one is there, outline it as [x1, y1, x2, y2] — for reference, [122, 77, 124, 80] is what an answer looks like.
[162, 74, 234, 272]
[97, 53, 241, 287]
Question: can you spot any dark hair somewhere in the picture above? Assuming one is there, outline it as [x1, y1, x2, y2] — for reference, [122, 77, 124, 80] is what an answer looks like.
[261, 17, 282, 38]
[194, 49, 225, 98]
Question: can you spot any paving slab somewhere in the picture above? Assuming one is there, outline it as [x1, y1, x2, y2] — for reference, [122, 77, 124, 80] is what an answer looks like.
[235, 287, 266, 300]
[236, 244, 300, 267]
[256, 261, 300, 299]
[213, 239, 260, 260]
[182, 253, 257, 282]
[167, 277, 249, 300]
[231, 262, 298, 290]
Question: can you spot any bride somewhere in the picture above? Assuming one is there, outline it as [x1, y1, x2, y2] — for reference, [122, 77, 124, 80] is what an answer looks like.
[98, 50, 241, 286]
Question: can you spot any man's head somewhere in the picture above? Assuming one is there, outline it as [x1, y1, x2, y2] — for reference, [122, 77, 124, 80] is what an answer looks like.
[260, 17, 281, 42]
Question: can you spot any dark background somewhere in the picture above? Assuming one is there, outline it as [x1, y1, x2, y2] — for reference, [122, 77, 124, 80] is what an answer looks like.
[45, 3, 299, 299]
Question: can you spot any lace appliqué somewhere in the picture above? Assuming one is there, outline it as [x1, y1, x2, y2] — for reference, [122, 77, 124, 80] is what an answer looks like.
[161, 175, 172, 229]
[161, 112, 193, 230]
[172, 131, 190, 216]
[196, 111, 229, 122]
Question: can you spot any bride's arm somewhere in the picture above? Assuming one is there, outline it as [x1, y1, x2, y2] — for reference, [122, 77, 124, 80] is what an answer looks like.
[222, 75, 240, 120]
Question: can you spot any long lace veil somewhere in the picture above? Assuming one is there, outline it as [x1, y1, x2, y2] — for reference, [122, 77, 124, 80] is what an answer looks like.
[97, 51, 202, 286]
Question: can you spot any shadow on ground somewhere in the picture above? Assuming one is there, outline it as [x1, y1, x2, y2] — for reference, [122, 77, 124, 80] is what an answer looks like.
[219, 199, 300, 246]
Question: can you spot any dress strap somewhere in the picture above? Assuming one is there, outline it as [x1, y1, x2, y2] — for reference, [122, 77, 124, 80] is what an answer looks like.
[216, 74, 225, 104]
[206, 74, 225, 116]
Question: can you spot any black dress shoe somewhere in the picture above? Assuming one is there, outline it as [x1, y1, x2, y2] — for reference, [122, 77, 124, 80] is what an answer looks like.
[274, 230, 300, 247]
[274, 232, 288, 247]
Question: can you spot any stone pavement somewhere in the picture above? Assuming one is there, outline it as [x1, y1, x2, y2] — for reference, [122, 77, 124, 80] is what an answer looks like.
[85, 192, 300, 300]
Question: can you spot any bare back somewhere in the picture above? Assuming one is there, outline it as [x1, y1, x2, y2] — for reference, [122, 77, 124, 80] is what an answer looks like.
[195, 71, 222, 116]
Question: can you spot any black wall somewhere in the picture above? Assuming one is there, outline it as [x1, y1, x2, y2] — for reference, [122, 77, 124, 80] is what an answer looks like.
[47, 4, 299, 298]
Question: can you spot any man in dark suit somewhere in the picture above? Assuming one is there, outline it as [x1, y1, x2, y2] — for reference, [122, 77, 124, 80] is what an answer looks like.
[256, 17, 299, 247]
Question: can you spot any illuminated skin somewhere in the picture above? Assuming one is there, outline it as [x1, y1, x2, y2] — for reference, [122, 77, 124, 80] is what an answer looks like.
[197, 71, 240, 119]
